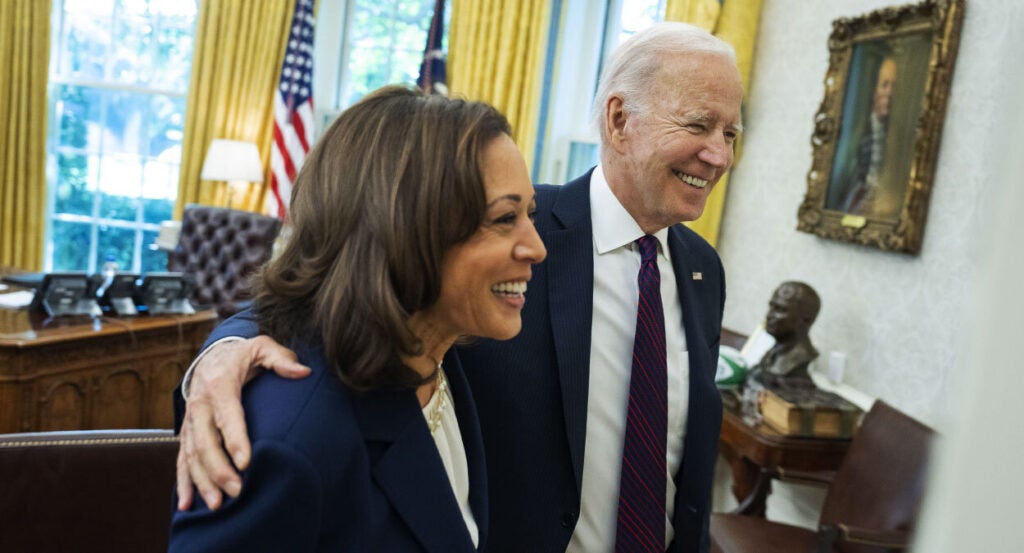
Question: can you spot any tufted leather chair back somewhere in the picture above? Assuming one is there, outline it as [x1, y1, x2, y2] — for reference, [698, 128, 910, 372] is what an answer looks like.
[168, 204, 281, 318]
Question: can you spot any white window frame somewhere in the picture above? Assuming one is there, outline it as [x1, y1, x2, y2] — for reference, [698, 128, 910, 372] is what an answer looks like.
[534, 0, 665, 185]
[312, 0, 447, 140]
[44, 0, 196, 274]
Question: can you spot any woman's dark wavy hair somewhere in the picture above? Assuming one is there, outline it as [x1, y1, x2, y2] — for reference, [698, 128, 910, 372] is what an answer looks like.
[253, 86, 512, 390]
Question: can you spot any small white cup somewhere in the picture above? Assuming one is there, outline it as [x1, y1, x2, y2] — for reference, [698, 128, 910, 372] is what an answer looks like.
[827, 351, 846, 384]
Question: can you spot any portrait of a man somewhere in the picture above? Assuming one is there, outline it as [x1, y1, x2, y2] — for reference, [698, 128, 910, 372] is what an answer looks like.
[824, 33, 932, 220]
[798, 1, 965, 254]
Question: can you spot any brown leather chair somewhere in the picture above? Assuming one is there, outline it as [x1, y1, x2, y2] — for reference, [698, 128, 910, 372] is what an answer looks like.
[168, 204, 281, 318]
[710, 400, 934, 553]
[0, 429, 178, 553]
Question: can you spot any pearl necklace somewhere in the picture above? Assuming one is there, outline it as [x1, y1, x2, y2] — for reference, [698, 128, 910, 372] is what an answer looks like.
[426, 362, 449, 434]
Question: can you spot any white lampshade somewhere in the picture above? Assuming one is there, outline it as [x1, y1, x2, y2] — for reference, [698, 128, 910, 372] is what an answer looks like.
[200, 139, 264, 183]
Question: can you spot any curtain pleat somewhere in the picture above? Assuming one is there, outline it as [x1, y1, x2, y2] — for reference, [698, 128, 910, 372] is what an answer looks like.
[174, 0, 297, 218]
[0, 0, 51, 270]
[448, 0, 550, 170]
[666, 0, 763, 247]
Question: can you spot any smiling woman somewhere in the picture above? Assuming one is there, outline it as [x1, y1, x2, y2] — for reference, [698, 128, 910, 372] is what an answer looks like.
[169, 86, 546, 552]
[430, 134, 541, 343]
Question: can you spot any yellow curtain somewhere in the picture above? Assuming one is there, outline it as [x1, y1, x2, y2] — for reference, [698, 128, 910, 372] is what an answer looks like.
[666, 0, 763, 247]
[174, 0, 298, 218]
[448, 0, 551, 170]
[0, 1, 50, 270]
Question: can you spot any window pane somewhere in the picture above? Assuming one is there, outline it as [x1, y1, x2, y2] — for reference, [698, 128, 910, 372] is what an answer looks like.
[149, 0, 198, 18]
[99, 191, 140, 222]
[95, 225, 136, 270]
[346, 43, 388, 103]
[616, 0, 664, 45]
[391, 46, 423, 84]
[345, 0, 434, 105]
[142, 196, 174, 226]
[148, 96, 187, 158]
[98, 154, 143, 221]
[104, 91, 151, 156]
[111, 14, 155, 86]
[153, 23, 196, 91]
[142, 161, 176, 224]
[56, 85, 104, 153]
[59, 13, 111, 80]
[51, 220, 92, 271]
[65, 0, 115, 15]
[120, 0, 149, 16]
[141, 230, 167, 273]
[53, 152, 98, 216]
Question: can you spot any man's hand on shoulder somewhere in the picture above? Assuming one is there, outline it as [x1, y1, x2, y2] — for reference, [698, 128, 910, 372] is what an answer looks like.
[176, 336, 310, 511]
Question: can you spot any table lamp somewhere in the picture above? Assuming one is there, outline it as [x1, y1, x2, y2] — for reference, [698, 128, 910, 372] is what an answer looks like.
[200, 139, 264, 209]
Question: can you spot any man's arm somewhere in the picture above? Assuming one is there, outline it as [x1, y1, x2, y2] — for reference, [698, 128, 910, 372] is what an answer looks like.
[175, 310, 310, 511]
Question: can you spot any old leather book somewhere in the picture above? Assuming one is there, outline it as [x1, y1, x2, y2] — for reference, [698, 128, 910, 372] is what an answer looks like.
[758, 387, 862, 438]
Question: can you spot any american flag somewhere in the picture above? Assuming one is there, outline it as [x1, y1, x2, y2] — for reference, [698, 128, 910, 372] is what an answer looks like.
[267, 0, 316, 220]
[417, 0, 447, 96]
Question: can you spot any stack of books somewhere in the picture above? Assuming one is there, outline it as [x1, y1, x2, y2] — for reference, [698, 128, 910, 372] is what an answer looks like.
[758, 386, 862, 438]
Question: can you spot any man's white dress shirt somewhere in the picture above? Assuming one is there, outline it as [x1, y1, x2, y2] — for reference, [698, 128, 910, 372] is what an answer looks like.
[567, 166, 689, 553]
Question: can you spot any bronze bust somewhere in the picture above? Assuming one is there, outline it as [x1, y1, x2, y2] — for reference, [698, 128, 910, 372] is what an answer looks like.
[748, 281, 821, 389]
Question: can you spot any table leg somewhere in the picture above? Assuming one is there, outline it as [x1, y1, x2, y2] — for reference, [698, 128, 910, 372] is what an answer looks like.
[727, 455, 771, 517]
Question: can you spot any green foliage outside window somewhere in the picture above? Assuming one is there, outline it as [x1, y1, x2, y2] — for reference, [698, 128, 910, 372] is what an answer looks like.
[48, 0, 196, 273]
[344, 0, 446, 106]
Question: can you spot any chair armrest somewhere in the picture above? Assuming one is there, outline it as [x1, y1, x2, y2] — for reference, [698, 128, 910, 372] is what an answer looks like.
[775, 467, 836, 488]
[726, 466, 836, 516]
[815, 523, 911, 552]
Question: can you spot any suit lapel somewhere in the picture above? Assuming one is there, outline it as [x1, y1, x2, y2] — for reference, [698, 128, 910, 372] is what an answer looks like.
[444, 350, 488, 548]
[667, 226, 721, 508]
[545, 172, 595, 492]
[667, 227, 718, 414]
[667, 227, 708, 376]
[351, 376, 476, 553]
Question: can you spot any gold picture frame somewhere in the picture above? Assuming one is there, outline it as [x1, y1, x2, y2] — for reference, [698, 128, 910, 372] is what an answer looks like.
[796, 0, 964, 254]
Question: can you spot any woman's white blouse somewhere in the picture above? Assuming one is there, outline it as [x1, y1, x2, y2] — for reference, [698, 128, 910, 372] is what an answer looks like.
[421, 379, 479, 548]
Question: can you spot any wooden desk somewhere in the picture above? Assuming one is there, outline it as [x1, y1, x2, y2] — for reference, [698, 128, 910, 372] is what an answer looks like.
[718, 392, 852, 518]
[0, 308, 216, 433]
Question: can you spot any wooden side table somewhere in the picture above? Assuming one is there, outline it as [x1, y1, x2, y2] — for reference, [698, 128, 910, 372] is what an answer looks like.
[718, 392, 852, 517]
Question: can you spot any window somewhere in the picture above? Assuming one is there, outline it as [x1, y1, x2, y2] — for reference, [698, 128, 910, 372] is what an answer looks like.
[45, 0, 198, 274]
[340, 0, 447, 106]
[604, 0, 665, 53]
[315, 0, 448, 131]
[534, 0, 663, 184]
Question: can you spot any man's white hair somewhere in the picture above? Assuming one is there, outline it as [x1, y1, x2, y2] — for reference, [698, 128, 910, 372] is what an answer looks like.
[591, 22, 737, 142]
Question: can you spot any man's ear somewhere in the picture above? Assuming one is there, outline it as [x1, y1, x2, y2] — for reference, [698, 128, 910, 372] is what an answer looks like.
[604, 95, 629, 154]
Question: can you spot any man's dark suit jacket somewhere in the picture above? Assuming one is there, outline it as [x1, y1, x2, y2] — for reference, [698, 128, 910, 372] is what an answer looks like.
[169, 341, 487, 553]
[180, 169, 725, 552]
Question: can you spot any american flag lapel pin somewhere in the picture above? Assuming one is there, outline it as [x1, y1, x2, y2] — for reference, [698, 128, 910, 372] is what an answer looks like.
[692, 272, 703, 281]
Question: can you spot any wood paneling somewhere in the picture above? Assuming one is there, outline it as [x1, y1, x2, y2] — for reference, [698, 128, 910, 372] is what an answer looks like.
[0, 309, 216, 432]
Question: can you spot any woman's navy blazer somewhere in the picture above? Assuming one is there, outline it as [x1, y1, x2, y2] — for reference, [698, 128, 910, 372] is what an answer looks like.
[169, 327, 487, 553]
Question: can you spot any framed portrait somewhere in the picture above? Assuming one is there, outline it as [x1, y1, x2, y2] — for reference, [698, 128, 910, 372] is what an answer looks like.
[796, 0, 964, 254]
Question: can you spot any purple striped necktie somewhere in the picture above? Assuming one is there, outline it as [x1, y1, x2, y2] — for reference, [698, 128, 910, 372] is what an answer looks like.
[615, 235, 667, 553]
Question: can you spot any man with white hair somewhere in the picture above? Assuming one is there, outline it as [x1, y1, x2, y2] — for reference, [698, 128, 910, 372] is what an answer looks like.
[176, 22, 742, 553]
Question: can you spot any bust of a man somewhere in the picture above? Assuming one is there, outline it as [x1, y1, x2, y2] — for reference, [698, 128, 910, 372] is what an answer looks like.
[749, 281, 821, 389]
